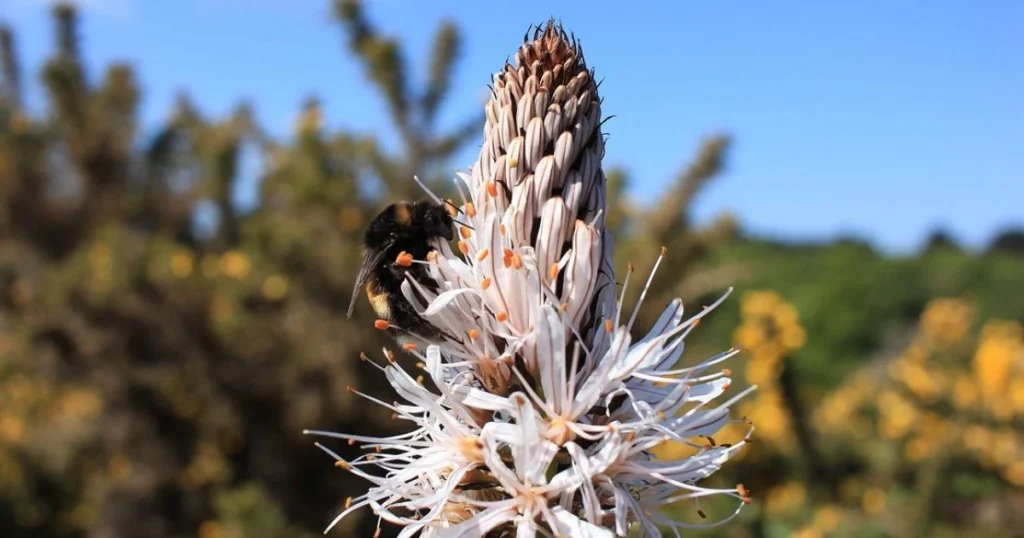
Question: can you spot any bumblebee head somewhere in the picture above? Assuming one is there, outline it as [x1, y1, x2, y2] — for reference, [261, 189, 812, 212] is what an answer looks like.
[413, 200, 455, 241]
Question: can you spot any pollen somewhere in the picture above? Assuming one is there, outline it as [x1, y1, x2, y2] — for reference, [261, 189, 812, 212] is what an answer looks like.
[458, 241, 469, 255]
[374, 320, 389, 330]
[481, 278, 492, 290]
[464, 202, 477, 217]
[476, 248, 490, 262]
[395, 251, 413, 267]
[468, 329, 480, 340]
[486, 181, 498, 197]
[460, 226, 472, 239]
[549, 263, 559, 280]
[402, 343, 418, 351]
[496, 311, 509, 322]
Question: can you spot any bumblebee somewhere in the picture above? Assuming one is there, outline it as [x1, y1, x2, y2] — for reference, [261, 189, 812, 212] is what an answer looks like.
[347, 200, 457, 345]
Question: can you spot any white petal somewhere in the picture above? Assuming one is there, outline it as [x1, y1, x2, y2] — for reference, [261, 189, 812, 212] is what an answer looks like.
[550, 507, 615, 537]
[535, 303, 568, 413]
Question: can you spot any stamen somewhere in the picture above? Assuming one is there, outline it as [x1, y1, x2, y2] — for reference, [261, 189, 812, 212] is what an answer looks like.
[395, 251, 413, 267]
[627, 246, 667, 334]
[460, 226, 472, 239]
[511, 254, 523, 269]
[500, 224, 507, 235]
[402, 343, 418, 351]
[426, 251, 438, 262]
[496, 311, 509, 322]
[374, 320, 389, 330]
[486, 182, 498, 197]
[549, 263, 560, 280]
[468, 329, 480, 340]
[464, 202, 477, 217]
[481, 278, 492, 290]
[615, 262, 634, 327]
[605, 319, 614, 333]
[476, 248, 490, 262]
[458, 241, 469, 255]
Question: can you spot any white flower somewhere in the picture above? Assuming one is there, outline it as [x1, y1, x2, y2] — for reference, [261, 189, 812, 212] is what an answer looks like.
[306, 21, 755, 537]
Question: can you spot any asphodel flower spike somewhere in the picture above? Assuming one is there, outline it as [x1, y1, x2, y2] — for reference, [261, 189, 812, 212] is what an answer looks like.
[306, 20, 756, 537]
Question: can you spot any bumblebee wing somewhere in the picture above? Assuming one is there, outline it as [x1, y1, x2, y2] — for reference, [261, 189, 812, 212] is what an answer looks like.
[347, 247, 388, 319]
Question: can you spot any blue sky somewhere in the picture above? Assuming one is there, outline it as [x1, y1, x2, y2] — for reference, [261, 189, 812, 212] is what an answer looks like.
[4, 0, 1022, 253]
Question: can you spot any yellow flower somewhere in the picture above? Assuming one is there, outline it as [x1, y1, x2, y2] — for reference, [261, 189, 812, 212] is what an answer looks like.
[780, 324, 806, 351]
[765, 481, 806, 515]
[878, 390, 918, 439]
[812, 505, 843, 532]
[170, 249, 195, 278]
[861, 487, 886, 516]
[262, 275, 289, 301]
[973, 319, 1023, 397]
[1003, 461, 1024, 486]
[920, 297, 974, 348]
[952, 376, 980, 410]
[742, 290, 782, 319]
[1011, 379, 1024, 416]
[219, 250, 252, 280]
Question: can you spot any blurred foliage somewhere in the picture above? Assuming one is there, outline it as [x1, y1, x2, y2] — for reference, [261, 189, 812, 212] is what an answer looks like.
[2, 3, 1023, 538]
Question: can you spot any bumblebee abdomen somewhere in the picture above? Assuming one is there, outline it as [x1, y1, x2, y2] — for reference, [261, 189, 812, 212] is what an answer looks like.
[365, 275, 392, 321]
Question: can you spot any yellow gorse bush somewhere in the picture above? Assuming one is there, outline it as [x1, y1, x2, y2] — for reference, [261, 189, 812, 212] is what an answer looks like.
[814, 297, 1024, 489]
[734, 290, 806, 450]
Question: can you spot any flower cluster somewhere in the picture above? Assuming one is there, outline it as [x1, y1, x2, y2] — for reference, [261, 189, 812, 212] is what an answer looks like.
[306, 21, 754, 537]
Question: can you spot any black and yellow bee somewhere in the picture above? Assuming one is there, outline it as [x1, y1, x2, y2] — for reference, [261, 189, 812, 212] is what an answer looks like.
[347, 200, 458, 345]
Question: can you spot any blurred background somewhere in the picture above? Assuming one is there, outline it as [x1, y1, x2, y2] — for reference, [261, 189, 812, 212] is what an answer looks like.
[1, 1, 1021, 537]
